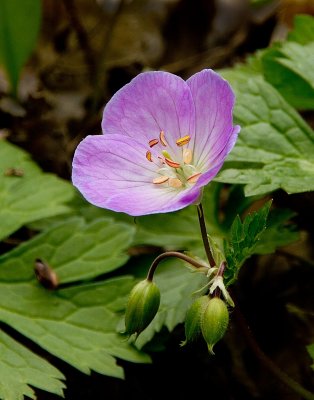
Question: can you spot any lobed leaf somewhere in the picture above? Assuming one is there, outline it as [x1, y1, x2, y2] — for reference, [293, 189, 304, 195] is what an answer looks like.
[0, 141, 74, 241]
[224, 201, 272, 286]
[0, 217, 136, 284]
[216, 77, 314, 196]
[0, 278, 150, 380]
[0, 328, 65, 400]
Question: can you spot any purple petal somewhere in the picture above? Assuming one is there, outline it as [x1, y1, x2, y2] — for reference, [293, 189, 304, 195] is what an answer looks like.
[102, 71, 196, 160]
[72, 134, 201, 216]
[187, 69, 239, 169]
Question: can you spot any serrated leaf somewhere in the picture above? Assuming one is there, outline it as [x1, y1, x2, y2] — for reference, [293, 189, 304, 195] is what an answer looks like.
[0, 329, 65, 400]
[215, 77, 314, 196]
[0, 0, 41, 94]
[0, 217, 135, 284]
[0, 277, 150, 380]
[262, 42, 314, 110]
[259, 15, 314, 110]
[224, 201, 272, 285]
[134, 259, 207, 348]
[0, 141, 74, 241]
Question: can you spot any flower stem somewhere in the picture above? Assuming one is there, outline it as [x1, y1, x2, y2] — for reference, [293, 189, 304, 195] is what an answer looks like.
[197, 203, 216, 267]
[234, 303, 314, 400]
[147, 251, 207, 282]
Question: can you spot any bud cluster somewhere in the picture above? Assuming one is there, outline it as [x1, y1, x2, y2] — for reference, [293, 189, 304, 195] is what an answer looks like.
[183, 296, 229, 353]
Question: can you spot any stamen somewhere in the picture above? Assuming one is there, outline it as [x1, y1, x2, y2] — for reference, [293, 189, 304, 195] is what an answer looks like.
[169, 178, 183, 188]
[183, 148, 193, 164]
[149, 139, 159, 148]
[187, 172, 202, 183]
[153, 176, 169, 184]
[146, 150, 153, 162]
[165, 158, 180, 168]
[159, 130, 168, 147]
[158, 156, 165, 164]
[176, 135, 191, 147]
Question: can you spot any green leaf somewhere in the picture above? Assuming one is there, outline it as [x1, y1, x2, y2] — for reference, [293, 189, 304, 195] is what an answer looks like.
[255, 208, 299, 254]
[0, 277, 150, 379]
[259, 15, 314, 110]
[224, 201, 272, 286]
[134, 182, 224, 249]
[262, 42, 314, 110]
[0, 0, 41, 94]
[134, 259, 207, 348]
[307, 344, 314, 369]
[287, 14, 314, 45]
[0, 217, 135, 284]
[0, 329, 65, 400]
[0, 141, 74, 241]
[215, 77, 314, 196]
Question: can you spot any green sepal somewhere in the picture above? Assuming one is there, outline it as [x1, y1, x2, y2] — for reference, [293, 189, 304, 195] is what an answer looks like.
[124, 279, 160, 337]
[181, 295, 210, 346]
[201, 297, 229, 354]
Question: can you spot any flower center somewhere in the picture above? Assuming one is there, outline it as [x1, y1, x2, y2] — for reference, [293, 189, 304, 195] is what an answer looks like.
[146, 131, 202, 189]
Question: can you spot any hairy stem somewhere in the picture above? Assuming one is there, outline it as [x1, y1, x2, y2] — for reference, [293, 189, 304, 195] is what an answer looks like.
[147, 251, 206, 282]
[197, 203, 216, 267]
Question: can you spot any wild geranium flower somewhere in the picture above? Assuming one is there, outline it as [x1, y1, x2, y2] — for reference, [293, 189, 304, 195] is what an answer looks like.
[72, 69, 240, 216]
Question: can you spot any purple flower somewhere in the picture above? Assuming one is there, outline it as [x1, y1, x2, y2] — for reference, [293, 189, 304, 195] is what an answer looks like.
[72, 69, 240, 216]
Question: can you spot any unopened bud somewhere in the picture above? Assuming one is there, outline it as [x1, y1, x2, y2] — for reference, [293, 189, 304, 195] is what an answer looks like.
[201, 297, 229, 354]
[124, 279, 160, 337]
[181, 295, 210, 346]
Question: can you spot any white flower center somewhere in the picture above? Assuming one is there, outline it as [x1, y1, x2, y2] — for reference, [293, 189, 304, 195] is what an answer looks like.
[146, 131, 202, 189]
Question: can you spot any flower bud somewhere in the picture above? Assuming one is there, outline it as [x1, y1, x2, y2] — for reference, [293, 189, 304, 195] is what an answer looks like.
[201, 297, 229, 354]
[124, 279, 160, 337]
[181, 295, 210, 346]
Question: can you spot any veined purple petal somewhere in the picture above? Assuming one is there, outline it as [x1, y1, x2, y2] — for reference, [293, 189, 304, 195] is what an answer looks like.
[72, 134, 202, 216]
[187, 69, 239, 169]
[102, 71, 196, 160]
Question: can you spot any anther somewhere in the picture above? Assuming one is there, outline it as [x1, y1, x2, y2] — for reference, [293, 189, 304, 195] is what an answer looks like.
[183, 148, 193, 164]
[153, 176, 169, 184]
[187, 172, 202, 183]
[160, 130, 168, 147]
[169, 178, 183, 188]
[149, 139, 159, 148]
[165, 158, 180, 168]
[176, 135, 191, 147]
[146, 150, 153, 162]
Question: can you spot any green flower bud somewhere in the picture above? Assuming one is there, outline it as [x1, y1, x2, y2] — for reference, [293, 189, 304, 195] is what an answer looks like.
[201, 297, 229, 354]
[181, 295, 210, 346]
[124, 279, 160, 337]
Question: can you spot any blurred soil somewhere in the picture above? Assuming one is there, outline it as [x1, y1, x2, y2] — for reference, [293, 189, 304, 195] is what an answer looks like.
[1, 0, 314, 399]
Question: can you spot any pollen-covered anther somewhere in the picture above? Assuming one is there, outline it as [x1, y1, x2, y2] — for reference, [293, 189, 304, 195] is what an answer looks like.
[146, 150, 153, 162]
[159, 130, 168, 147]
[149, 139, 159, 148]
[168, 178, 183, 188]
[165, 158, 181, 168]
[187, 172, 202, 183]
[176, 135, 191, 147]
[153, 176, 169, 184]
[183, 148, 193, 164]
